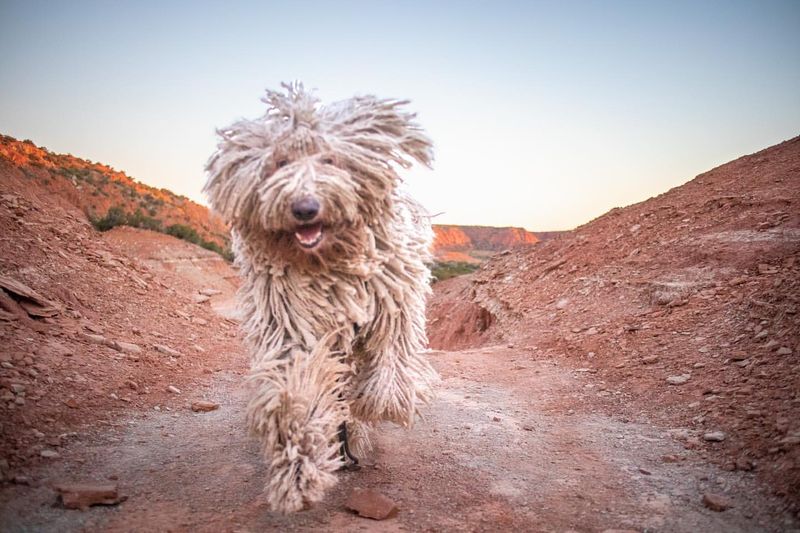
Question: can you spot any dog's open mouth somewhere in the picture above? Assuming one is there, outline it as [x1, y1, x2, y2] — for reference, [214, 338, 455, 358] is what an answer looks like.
[294, 222, 324, 249]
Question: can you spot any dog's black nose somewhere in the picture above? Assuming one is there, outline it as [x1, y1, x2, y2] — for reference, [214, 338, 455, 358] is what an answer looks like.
[291, 197, 320, 222]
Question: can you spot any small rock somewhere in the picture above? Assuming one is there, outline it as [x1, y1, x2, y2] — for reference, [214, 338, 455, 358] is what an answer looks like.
[107, 340, 142, 354]
[704, 431, 726, 442]
[63, 398, 79, 409]
[777, 347, 792, 355]
[642, 355, 660, 365]
[154, 344, 181, 357]
[10, 383, 25, 394]
[193, 294, 210, 304]
[702, 492, 733, 512]
[54, 483, 126, 510]
[661, 454, 684, 463]
[492, 416, 501, 422]
[81, 333, 106, 345]
[345, 487, 398, 520]
[191, 317, 208, 326]
[83, 324, 104, 334]
[666, 374, 690, 385]
[167, 385, 181, 394]
[125, 380, 138, 391]
[199, 288, 222, 296]
[40, 449, 60, 459]
[191, 401, 219, 412]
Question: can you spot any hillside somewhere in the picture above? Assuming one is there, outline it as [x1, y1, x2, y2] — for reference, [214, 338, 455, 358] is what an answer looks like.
[0, 135, 230, 255]
[429, 136, 800, 508]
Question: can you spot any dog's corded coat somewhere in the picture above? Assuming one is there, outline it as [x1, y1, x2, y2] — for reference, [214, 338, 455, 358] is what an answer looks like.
[204, 83, 438, 512]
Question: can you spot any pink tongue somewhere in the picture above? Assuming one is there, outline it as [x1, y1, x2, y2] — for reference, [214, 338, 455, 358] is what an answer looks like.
[296, 223, 322, 240]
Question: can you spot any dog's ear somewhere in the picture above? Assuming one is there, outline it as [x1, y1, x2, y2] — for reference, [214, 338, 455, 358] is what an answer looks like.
[324, 96, 433, 170]
[204, 118, 272, 223]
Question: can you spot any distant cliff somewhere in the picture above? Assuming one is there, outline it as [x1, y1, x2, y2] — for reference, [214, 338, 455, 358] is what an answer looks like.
[432, 225, 539, 262]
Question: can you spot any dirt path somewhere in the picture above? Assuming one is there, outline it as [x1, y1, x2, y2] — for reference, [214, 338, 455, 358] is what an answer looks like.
[0, 346, 789, 532]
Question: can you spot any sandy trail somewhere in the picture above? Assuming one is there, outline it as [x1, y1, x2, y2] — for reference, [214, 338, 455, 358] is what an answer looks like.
[0, 346, 787, 532]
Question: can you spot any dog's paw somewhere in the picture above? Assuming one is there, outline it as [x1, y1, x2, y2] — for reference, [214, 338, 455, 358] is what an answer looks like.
[265, 444, 340, 513]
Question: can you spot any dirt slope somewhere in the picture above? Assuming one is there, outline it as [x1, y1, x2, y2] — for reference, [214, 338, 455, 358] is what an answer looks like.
[0, 176, 244, 484]
[429, 136, 800, 513]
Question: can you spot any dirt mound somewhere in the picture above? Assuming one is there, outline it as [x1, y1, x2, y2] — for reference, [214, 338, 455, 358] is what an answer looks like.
[0, 175, 244, 481]
[102, 227, 239, 319]
[428, 136, 800, 510]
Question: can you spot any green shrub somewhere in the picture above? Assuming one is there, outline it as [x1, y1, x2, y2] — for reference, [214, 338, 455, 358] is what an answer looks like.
[430, 261, 479, 282]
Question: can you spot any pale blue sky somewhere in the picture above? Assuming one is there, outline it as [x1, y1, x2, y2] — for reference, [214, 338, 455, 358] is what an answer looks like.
[1, 1, 798, 230]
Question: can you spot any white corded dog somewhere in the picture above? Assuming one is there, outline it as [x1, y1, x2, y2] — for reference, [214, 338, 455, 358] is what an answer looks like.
[204, 83, 438, 513]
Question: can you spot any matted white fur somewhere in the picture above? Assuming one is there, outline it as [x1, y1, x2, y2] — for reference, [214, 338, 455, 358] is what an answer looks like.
[204, 83, 438, 513]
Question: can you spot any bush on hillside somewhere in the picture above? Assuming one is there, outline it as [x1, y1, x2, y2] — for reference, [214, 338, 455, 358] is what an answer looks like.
[430, 261, 479, 282]
[89, 206, 233, 262]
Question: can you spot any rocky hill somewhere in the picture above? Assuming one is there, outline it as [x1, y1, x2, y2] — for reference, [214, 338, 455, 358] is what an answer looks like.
[428, 135, 800, 508]
[0, 135, 229, 255]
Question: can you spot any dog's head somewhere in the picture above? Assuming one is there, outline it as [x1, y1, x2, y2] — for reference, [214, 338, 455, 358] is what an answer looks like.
[205, 83, 432, 264]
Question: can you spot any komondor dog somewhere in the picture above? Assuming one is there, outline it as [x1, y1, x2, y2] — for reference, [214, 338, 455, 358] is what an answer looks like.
[204, 83, 438, 513]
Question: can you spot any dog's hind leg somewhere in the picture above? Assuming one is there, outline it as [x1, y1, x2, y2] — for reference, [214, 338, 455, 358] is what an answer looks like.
[246, 339, 349, 513]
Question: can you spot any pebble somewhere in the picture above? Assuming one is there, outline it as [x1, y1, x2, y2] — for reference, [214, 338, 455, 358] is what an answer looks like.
[167, 385, 181, 394]
[40, 449, 60, 458]
[191, 401, 220, 412]
[81, 333, 106, 345]
[642, 355, 660, 365]
[54, 483, 126, 510]
[345, 487, 398, 520]
[704, 431, 726, 442]
[108, 340, 142, 354]
[154, 344, 181, 357]
[666, 374, 690, 385]
[702, 492, 733, 511]
[777, 347, 792, 355]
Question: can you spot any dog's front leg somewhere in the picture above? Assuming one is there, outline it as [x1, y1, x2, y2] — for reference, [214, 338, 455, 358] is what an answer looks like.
[350, 286, 438, 427]
[246, 338, 349, 513]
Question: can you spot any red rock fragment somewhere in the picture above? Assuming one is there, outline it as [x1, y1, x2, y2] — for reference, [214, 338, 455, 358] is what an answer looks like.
[191, 401, 220, 412]
[345, 487, 398, 520]
[702, 492, 733, 512]
[54, 483, 126, 510]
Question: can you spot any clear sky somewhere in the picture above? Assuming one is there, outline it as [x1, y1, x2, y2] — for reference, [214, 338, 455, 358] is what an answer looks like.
[1, 1, 798, 230]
